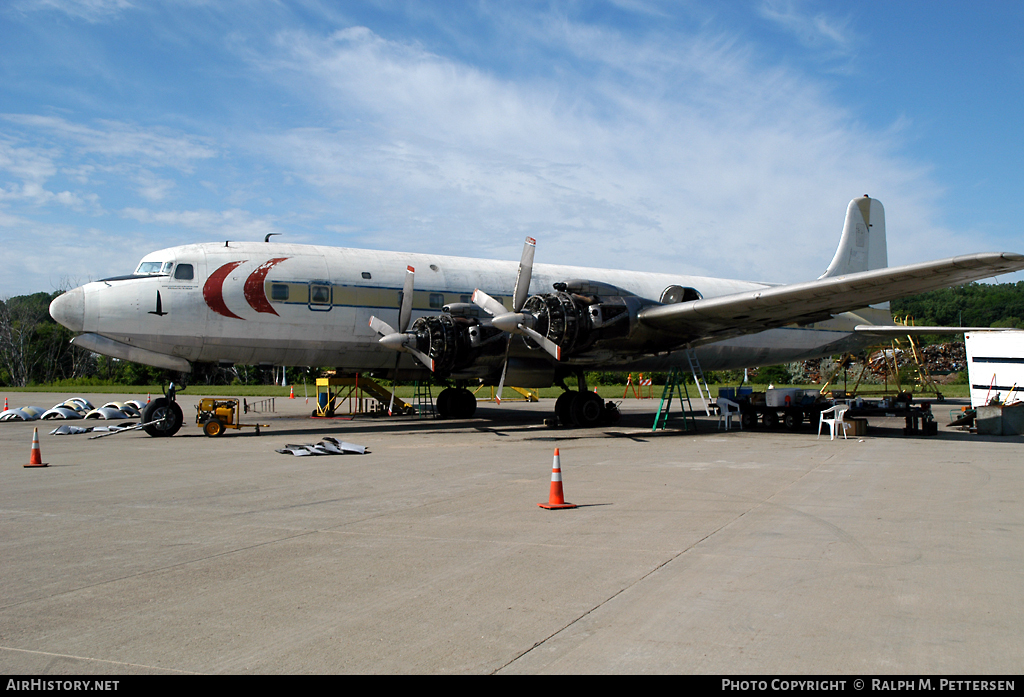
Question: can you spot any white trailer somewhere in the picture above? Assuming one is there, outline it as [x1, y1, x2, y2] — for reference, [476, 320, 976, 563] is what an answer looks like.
[964, 331, 1024, 407]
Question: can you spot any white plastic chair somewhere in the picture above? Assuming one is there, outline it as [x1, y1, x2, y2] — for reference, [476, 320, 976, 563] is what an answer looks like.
[817, 404, 849, 440]
[717, 398, 742, 431]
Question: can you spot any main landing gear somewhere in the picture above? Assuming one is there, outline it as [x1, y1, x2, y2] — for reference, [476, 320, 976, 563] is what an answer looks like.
[433, 374, 619, 428]
[552, 372, 619, 429]
[435, 386, 477, 420]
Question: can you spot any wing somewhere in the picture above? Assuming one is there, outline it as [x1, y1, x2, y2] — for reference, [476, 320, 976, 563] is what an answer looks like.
[638, 252, 1024, 344]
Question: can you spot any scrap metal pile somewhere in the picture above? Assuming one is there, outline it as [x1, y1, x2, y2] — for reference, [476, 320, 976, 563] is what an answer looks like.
[795, 341, 965, 386]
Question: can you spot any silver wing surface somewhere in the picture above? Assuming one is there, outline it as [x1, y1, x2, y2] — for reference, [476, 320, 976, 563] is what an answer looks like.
[638, 252, 1024, 345]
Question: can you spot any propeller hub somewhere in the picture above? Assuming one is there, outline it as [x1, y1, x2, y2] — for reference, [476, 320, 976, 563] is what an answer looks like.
[379, 333, 411, 351]
[492, 312, 527, 334]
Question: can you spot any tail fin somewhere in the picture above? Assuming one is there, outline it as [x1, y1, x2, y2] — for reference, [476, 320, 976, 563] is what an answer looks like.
[820, 196, 887, 278]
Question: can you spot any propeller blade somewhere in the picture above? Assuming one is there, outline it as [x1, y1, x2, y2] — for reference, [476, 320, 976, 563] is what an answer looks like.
[471, 289, 508, 317]
[519, 323, 562, 361]
[388, 354, 399, 416]
[369, 316, 396, 336]
[512, 237, 535, 312]
[399, 265, 415, 332]
[494, 350, 509, 405]
[407, 346, 436, 372]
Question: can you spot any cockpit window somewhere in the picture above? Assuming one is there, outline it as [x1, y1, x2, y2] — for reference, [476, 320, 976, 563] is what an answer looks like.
[136, 261, 172, 275]
[173, 264, 194, 280]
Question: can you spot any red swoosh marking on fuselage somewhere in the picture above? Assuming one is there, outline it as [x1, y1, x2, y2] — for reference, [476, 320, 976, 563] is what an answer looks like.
[203, 261, 246, 320]
[243, 257, 289, 315]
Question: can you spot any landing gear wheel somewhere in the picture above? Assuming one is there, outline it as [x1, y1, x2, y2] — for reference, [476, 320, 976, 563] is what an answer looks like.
[436, 388, 454, 419]
[436, 388, 476, 419]
[203, 419, 225, 437]
[142, 398, 183, 437]
[555, 391, 576, 427]
[454, 388, 476, 419]
[571, 391, 605, 428]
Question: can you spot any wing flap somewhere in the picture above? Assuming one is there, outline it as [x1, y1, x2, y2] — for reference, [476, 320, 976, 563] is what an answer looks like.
[638, 252, 1024, 342]
[853, 325, 1017, 337]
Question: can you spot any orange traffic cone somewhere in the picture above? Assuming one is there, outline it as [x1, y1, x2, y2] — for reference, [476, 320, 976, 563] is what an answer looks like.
[538, 448, 576, 509]
[289, 385, 295, 399]
[24, 427, 48, 468]
[3, 397, 7, 411]
[147, 393, 151, 404]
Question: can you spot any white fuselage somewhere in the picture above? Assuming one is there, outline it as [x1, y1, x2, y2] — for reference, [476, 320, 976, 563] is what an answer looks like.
[53, 241, 890, 380]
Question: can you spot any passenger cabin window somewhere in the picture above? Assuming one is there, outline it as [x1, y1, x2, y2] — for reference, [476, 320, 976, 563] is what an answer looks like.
[173, 264, 194, 280]
[429, 293, 444, 309]
[660, 285, 703, 304]
[310, 284, 332, 305]
[361, 272, 372, 279]
[271, 284, 289, 301]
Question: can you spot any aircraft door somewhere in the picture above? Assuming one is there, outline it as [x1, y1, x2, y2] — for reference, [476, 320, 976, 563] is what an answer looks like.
[163, 252, 205, 361]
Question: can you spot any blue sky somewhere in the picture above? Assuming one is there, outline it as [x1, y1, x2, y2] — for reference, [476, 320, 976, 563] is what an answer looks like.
[1, 0, 1022, 297]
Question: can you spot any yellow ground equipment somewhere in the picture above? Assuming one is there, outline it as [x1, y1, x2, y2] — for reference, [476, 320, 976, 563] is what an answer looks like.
[195, 398, 268, 436]
[314, 376, 413, 416]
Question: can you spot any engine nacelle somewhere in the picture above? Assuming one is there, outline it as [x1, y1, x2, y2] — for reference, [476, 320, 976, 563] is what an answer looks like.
[408, 314, 505, 377]
[520, 279, 643, 359]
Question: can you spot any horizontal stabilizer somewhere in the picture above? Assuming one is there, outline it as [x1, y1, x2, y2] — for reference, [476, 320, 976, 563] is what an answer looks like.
[639, 252, 1024, 345]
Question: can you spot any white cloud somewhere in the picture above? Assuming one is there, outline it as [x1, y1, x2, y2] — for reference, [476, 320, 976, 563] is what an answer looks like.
[757, 0, 856, 58]
[2, 115, 217, 173]
[4, 4, 1009, 298]
[120, 206, 281, 239]
[245, 19, 957, 283]
[0, 220, 151, 294]
[15, 0, 136, 22]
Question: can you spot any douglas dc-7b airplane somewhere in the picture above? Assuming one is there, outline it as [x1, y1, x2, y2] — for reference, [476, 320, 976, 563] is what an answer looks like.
[49, 196, 1024, 435]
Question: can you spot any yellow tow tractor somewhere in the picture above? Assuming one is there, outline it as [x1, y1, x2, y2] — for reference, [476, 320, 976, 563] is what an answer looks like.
[196, 398, 268, 437]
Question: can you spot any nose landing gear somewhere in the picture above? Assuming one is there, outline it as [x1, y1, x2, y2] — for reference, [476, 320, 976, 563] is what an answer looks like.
[142, 382, 184, 437]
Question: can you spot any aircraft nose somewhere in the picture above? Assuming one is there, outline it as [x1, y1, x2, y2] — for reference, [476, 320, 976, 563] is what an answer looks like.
[50, 287, 85, 333]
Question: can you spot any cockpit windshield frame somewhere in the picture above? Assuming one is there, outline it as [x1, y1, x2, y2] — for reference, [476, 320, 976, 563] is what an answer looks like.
[135, 261, 174, 276]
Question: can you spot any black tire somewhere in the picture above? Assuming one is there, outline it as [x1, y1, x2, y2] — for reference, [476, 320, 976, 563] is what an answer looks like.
[142, 398, 183, 437]
[740, 410, 757, 430]
[571, 391, 604, 428]
[454, 388, 476, 419]
[783, 409, 803, 430]
[762, 410, 779, 429]
[436, 388, 454, 419]
[555, 391, 577, 427]
[203, 419, 225, 437]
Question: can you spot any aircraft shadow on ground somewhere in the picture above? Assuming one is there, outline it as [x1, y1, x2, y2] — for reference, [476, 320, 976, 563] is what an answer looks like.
[158, 404, 1013, 444]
